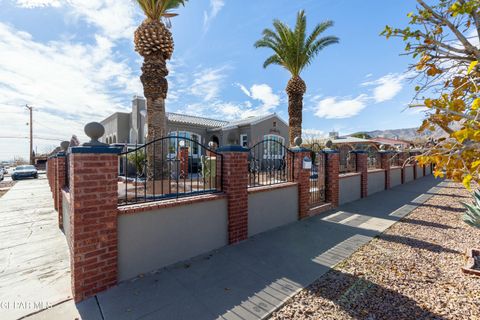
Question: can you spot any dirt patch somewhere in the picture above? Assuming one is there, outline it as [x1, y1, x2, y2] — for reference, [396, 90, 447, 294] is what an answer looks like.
[270, 181, 480, 320]
[0, 180, 16, 198]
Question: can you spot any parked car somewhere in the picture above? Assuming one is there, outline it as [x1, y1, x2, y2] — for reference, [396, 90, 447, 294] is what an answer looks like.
[0, 169, 3, 181]
[12, 165, 38, 180]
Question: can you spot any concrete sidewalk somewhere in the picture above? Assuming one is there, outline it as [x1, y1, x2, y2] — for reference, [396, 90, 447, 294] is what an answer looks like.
[28, 175, 443, 320]
[0, 176, 71, 320]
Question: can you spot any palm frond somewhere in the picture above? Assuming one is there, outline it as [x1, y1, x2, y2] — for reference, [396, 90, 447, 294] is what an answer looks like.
[254, 10, 339, 77]
[136, 0, 187, 20]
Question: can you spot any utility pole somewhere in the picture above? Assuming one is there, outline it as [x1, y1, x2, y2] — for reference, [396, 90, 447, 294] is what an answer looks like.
[25, 105, 33, 165]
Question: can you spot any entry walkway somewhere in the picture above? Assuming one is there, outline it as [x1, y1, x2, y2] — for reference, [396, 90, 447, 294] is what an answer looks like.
[0, 177, 71, 320]
[27, 176, 443, 320]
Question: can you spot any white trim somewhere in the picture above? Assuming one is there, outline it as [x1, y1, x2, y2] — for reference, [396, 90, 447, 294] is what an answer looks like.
[240, 134, 248, 147]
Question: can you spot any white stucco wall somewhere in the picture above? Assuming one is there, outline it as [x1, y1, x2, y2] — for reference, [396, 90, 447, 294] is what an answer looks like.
[404, 165, 415, 183]
[339, 174, 361, 205]
[391, 168, 402, 187]
[248, 184, 298, 237]
[367, 170, 385, 195]
[118, 198, 228, 281]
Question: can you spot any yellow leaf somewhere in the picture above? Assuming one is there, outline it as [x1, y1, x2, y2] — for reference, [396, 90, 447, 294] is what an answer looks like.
[467, 61, 478, 74]
[433, 170, 444, 178]
[472, 98, 480, 111]
[471, 160, 480, 170]
[462, 174, 472, 190]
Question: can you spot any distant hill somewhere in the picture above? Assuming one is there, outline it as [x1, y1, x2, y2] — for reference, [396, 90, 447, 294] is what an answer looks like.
[354, 127, 447, 141]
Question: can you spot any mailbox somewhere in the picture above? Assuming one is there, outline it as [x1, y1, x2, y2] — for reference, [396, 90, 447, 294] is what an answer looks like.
[303, 157, 312, 169]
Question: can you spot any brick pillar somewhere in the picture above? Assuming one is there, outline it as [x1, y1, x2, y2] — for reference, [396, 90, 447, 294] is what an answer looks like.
[47, 158, 53, 193]
[325, 151, 339, 207]
[354, 151, 368, 198]
[52, 157, 58, 207]
[413, 159, 418, 180]
[217, 146, 249, 244]
[292, 148, 312, 220]
[56, 153, 66, 228]
[400, 152, 406, 184]
[178, 146, 189, 179]
[380, 152, 391, 189]
[423, 165, 426, 176]
[69, 145, 121, 302]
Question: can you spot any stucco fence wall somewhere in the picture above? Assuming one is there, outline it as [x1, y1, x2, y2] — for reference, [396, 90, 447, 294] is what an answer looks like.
[117, 197, 228, 282]
[248, 183, 298, 237]
[404, 165, 415, 183]
[339, 173, 361, 205]
[416, 165, 424, 177]
[426, 164, 432, 175]
[367, 170, 386, 195]
[62, 190, 71, 250]
[391, 168, 402, 188]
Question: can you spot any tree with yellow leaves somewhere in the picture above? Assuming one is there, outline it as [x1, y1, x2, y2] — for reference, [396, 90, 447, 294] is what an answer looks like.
[382, 0, 480, 189]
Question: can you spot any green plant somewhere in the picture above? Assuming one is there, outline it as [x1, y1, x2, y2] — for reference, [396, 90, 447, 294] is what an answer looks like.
[127, 149, 146, 177]
[462, 189, 480, 227]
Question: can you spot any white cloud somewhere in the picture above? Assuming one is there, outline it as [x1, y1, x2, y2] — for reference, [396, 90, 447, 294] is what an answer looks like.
[239, 83, 280, 111]
[314, 94, 368, 119]
[189, 67, 228, 101]
[362, 73, 408, 103]
[203, 0, 225, 29]
[0, 22, 140, 159]
[15, 0, 61, 8]
[15, 0, 137, 40]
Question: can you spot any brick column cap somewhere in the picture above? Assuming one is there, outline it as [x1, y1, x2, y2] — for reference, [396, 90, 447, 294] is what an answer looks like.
[379, 150, 397, 154]
[70, 145, 122, 154]
[322, 149, 339, 154]
[56, 152, 66, 158]
[351, 150, 368, 154]
[291, 147, 312, 153]
[217, 145, 249, 153]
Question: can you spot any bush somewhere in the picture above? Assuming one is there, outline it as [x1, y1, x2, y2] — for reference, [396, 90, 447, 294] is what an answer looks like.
[462, 190, 480, 228]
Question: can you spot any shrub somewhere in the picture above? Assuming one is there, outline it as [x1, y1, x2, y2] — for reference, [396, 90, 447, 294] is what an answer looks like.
[462, 190, 480, 228]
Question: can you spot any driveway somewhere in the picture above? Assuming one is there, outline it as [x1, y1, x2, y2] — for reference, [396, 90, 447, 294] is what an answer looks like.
[0, 177, 71, 320]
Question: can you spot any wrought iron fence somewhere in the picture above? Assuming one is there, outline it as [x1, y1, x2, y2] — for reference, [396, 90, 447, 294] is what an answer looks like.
[118, 136, 223, 206]
[339, 146, 357, 173]
[309, 152, 326, 206]
[248, 139, 294, 188]
[367, 152, 382, 170]
[390, 153, 402, 167]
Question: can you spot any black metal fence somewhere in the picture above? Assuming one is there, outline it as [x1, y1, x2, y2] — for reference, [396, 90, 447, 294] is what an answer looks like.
[118, 136, 223, 206]
[390, 153, 402, 167]
[309, 151, 326, 206]
[367, 152, 382, 170]
[339, 146, 357, 173]
[248, 139, 294, 188]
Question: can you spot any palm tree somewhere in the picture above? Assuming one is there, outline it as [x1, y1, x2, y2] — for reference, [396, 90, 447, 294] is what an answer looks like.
[134, 0, 187, 180]
[255, 10, 339, 146]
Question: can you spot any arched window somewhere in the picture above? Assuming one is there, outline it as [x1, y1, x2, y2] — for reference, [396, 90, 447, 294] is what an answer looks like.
[113, 135, 117, 144]
[263, 134, 285, 159]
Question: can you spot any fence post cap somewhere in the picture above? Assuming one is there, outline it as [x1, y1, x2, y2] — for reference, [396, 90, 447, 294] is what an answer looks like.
[216, 145, 249, 153]
[60, 141, 70, 151]
[83, 122, 107, 146]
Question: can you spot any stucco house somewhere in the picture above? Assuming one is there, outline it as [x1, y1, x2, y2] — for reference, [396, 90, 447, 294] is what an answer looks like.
[100, 96, 289, 151]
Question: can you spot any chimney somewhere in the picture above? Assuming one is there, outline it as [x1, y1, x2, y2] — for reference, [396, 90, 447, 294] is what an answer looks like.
[329, 131, 339, 139]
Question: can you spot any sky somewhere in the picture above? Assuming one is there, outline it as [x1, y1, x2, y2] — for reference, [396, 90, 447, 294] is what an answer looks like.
[0, 0, 425, 161]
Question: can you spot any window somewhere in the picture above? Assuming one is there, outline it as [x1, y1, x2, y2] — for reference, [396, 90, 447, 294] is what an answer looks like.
[240, 134, 248, 147]
[263, 134, 285, 159]
[168, 131, 202, 157]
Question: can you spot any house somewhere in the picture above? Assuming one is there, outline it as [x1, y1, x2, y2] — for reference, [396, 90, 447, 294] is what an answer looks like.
[100, 96, 289, 150]
[370, 137, 413, 150]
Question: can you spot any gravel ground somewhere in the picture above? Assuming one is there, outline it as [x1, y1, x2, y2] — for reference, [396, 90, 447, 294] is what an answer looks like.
[270, 182, 480, 320]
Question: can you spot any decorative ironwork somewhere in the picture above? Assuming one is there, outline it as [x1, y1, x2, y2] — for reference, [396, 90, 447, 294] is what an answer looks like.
[367, 150, 382, 170]
[118, 136, 223, 206]
[338, 145, 356, 173]
[309, 151, 326, 206]
[248, 139, 294, 188]
[390, 152, 402, 167]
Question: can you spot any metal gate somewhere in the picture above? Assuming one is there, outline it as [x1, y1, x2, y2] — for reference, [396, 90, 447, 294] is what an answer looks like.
[309, 151, 326, 206]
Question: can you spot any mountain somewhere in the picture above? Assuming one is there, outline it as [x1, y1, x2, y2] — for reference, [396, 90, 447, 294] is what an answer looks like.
[354, 127, 447, 141]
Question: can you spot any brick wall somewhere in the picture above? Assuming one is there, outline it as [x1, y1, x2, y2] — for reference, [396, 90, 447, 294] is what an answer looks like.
[56, 154, 66, 228]
[218, 147, 249, 244]
[355, 152, 368, 198]
[325, 151, 340, 207]
[69, 147, 120, 302]
[292, 149, 311, 219]
[380, 152, 391, 189]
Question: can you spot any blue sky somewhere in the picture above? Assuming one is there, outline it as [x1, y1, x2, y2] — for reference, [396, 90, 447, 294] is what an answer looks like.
[0, 0, 424, 160]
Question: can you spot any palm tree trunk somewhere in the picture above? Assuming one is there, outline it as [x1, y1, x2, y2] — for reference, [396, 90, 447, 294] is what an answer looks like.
[287, 93, 303, 146]
[141, 54, 169, 184]
[286, 76, 307, 146]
